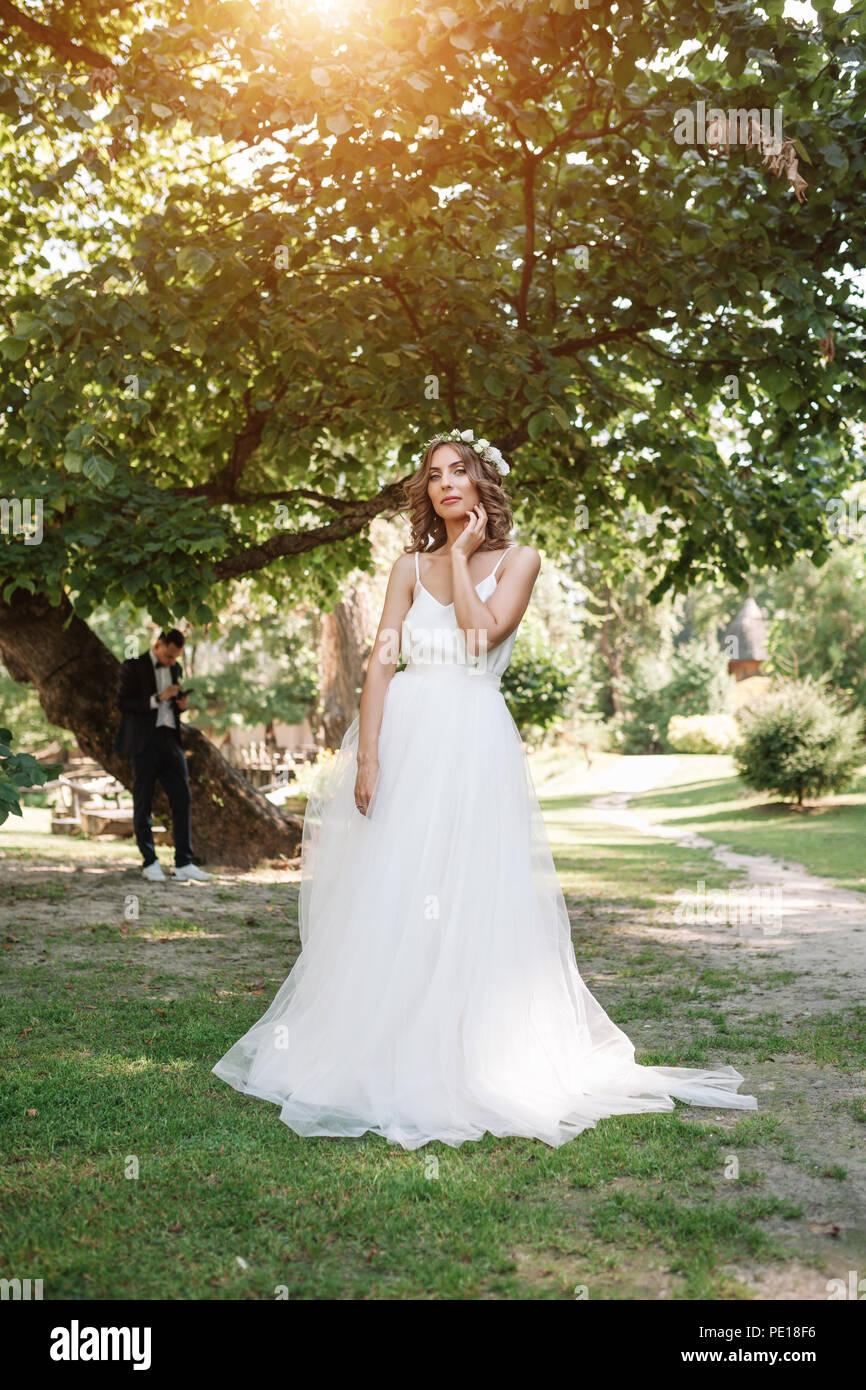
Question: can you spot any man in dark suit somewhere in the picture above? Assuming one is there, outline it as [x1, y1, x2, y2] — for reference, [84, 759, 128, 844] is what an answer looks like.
[115, 628, 211, 882]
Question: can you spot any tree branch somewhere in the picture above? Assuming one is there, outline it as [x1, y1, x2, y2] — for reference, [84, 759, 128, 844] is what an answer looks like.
[0, 0, 113, 69]
[213, 479, 409, 579]
[222, 377, 292, 499]
[516, 155, 537, 331]
[174, 483, 366, 509]
[539, 111, 645, 159]
[549, 319, 678, 355]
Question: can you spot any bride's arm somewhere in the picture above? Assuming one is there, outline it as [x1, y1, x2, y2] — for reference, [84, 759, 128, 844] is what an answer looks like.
[355, 554, 414, 811]
[452, 544, 541, 659]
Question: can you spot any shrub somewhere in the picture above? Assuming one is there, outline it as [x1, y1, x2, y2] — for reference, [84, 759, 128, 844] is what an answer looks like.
[617, 640, 734, 754]
[667, 713, 740, 754]
[501, 635, 580, 744]
[733, 677, 866, 804]
[0, 726, 62, 825]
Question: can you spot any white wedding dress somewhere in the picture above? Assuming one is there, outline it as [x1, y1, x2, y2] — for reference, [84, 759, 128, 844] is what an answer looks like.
[212, 545, 757, 1148]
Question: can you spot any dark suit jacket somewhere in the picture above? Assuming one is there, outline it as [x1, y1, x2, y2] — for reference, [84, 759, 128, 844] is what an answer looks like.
[115, 652, 184, 758]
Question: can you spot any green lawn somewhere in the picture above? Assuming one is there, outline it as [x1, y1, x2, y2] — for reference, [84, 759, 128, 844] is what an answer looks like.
[626, 755, 866, 895]
[2, 760, 865, 1300]
[1, 979, 814, 1301]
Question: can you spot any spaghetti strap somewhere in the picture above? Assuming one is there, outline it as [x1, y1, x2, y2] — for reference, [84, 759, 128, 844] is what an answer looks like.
[414, 550, 420, 581]
[491, 543, 517, 577]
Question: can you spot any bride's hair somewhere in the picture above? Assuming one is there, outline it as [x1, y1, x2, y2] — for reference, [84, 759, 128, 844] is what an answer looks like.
[403, 439, 515, 554]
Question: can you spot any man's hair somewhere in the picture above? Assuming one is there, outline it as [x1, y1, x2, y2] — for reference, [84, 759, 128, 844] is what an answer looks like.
[158, 628, 185, 649]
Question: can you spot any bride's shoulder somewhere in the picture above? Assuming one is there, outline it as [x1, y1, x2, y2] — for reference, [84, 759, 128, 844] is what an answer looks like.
[504, 543, 541, 573]
[390, 551, 419, 587]
[392, 549, 418, 570]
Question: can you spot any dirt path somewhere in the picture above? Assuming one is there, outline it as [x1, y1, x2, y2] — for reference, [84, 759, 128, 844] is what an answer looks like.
[585, 755, 866, 1021]
[580, 756, 866, 1298]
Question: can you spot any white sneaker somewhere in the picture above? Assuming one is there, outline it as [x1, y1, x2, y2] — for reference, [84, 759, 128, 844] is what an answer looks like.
[142, 861, 166, 882]
[174, 863, 212, 882]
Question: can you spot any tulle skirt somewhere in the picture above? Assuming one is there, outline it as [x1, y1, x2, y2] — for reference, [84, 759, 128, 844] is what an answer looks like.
[211, 663, 757, 1148]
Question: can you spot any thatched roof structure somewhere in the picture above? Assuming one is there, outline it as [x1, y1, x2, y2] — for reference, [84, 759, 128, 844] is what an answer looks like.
[723, 597, 768, 662]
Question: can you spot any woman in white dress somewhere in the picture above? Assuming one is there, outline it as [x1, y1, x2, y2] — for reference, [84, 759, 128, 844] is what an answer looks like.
[212, 429, 757, 1148]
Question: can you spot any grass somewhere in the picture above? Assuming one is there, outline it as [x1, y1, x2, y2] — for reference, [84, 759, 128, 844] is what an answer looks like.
[536, 790, 747, 905]
[627, 756, 866, 895]
[0, 986, 807, 1301]
[2, 754, 865, 1299]
[1, 806, 136, 863]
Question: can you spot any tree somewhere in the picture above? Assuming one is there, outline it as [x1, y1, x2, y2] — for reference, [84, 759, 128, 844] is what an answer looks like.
[734, 676, 865, 804]
[616, 637, 734, 754]
[763, 528, 866, 710]
[574, 512, 681, 716]
[1, 0, 865, 860]
[0, 590, 300, 863]
[181, 589, 319, 740]
[317, 588, 372, 749]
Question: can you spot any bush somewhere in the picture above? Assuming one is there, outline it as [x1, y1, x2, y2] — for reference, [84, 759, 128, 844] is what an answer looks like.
[733, 678, 866, 804]
[667, 713, 740, 754]
[0, 726, 62, 826]
[617, 640, 733, 754]
[501, 636, 580, 744]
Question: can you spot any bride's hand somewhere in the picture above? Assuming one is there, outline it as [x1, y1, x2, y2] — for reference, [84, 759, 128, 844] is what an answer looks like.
[354, 757, 379, 816]
[452, 502, 488, 560]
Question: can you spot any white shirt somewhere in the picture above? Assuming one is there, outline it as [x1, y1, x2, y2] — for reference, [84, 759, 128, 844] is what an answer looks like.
[149, 649, 177, 729]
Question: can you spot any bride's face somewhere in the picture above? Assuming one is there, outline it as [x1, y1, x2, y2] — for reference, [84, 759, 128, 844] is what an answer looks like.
[427, 445, 479, 520]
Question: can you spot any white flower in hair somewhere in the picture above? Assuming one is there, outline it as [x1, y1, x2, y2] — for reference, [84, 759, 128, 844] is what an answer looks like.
[417, 427, 511, 478]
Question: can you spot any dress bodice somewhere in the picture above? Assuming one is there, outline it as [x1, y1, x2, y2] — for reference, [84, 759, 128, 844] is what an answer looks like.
[401, 545, 520, 679]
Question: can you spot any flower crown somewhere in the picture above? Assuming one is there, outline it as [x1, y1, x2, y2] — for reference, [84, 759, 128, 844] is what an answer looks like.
[419, 428, 510, 477]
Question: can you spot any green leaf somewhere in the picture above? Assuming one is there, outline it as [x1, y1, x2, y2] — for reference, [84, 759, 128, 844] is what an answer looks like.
[12, 311, 44, 339]
[82, 454, 115, 487]
[176, 247, 215, 276]
[528, 410, 553, 441]
[822, 142, 847, 171]
[780, 385, 804, 411]
[0, 337, 28, 361]
[484, 373, 506, 399]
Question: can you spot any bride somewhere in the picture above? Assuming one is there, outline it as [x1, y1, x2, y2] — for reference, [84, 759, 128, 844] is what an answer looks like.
[212, 428, 757, 1148]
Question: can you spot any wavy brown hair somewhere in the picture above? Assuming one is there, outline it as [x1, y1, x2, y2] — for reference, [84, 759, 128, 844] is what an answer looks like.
[402, 438, 515, 556]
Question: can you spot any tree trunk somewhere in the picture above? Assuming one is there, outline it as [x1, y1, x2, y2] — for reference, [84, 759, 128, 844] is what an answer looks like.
[599, 608, 624, 715]
[317, 587, 371, 749]
[0, 588, 302, 867]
